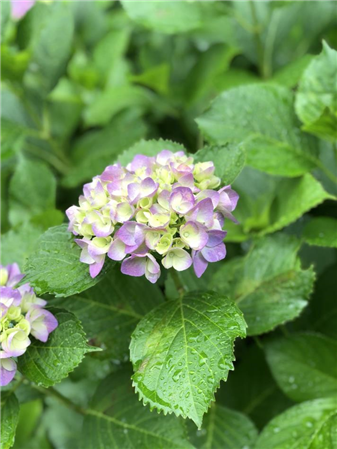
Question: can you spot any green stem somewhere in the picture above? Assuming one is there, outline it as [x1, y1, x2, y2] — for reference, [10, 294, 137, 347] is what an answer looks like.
[170, 269, 185, 298]
[29, 383, 87, 416]
[316, 160, 337, 185]
[249, 1, 267, 79]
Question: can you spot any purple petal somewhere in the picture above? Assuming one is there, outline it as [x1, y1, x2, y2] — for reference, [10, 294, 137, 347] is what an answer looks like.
[207, 230, 227, 247]
[108, 239, 126, 261]
[26, 307, 58, 343]
[145, 254, 161, 284]
[121, 256, 146, 277]
[139, 177, 158, 199]
[127, 183, 141, 203]
[193, 251, 208, 278]
[187, 198, 214, 227]
[100, 164, 124, 182]
[180, 221, 208, 250]
[156, 150, 174, 165]
[0, 287, 22, 307]
[169, 187, 195, 215]
[201, 242, 226, 263]
[6, 263, 25, 288]
[0, 355, 17, 386]
[128, 155, 154, 173]
[11, 0, 35, 19]
[196, 190, 220, 208]
[89, 256, 105, 278]
[117, 222, 145, 246]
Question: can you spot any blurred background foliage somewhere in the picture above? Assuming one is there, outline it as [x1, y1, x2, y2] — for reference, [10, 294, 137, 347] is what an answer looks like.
[1, 1, 337, 448]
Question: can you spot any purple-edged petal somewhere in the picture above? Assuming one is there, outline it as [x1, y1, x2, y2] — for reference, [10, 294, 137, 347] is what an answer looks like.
[11, 0, 35, 19]
[26, 307, 58, 343]
[121, 256, 146, 278]
[187, 198, 214, 228]
[2, 329, 31, 357]
[207, 230, 227, 247]
[128, 155, 154, 173]
[0, 354, 17, 387]
[117, 222, 145, 247]
[156, 150, 174, 166]
[218, 185, 239, 211]
[145, 254, 161, 284]
[89, 256, 105, 278]
[0, 287, 22, 307]
[139, 177, 159, 199]
[169, 187, 195, 215]
[180, 221, 208, 250]
[115, 202, 134, 223]
[196, 190, 220, 208]
[108, 238, 126, 261]
[162, 249, 192, 271]
[100, 163, 124, 182]
[192, 251, 208, 278]
[201, 242, 226, 263]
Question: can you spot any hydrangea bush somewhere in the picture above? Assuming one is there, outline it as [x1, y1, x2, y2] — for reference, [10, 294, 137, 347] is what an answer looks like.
[0, 264, 57, 386]
[1, 1, 337, 449]
[66, 150, 238, 282]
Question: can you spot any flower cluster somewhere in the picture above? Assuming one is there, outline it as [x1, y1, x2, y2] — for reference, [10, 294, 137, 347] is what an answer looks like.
[67, 150, 238, 283]
[0, 264, 58, 386]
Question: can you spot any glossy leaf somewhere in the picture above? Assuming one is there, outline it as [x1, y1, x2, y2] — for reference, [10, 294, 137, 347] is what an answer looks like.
[23, 224, 113, 297]
[196, 84, 319, 177]
[0, 393, 20, 449]
[130, 291, 247, 428]
[54, 269, 164, 360]
[303, 217, 337, 248]
[296, 42, 337, 142]
[187, 404, 258, 449]
[210, 234, 315, 335]
[18, 309, 97, 387]
[265, 333, 337, 402]
[255, 398, 337, 449]
[194, 143, 245, 185]
[82, 368, 194, 449]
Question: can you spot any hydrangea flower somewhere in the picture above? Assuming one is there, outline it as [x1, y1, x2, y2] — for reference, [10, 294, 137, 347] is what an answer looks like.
[67, 150, 239, 283]
[11, 0, 35, 19]
[0, 264, 58, 386]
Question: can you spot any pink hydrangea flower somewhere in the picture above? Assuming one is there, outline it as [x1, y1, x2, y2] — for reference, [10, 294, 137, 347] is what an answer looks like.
[0, 264, 58, 386]
[11, 0, 35, 20]
[66, 150, 239, 282]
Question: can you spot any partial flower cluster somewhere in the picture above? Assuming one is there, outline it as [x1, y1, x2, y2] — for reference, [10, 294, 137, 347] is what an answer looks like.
[0, 264, 58, 386]
[67, 150, 238, 283]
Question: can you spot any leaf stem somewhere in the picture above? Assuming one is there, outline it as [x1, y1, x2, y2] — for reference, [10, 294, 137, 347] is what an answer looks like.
[170, 269, 185, 298]
[29, 382, 87, 416]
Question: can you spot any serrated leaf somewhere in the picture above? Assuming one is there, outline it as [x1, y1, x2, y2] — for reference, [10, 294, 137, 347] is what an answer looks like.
[296, 42, 337, 142]
[217, 345, 293, 430]
[24, 224, 113, 297]
[265, 333, 337, 403]
[255, 398, 337, 449]
[194, 143, 245, 185]
[303, 217, 337, 248]
[118, 138, 186, 166]
[210, 234, 315, 335]
[187, 404, 258, 449]
[196, 84, 319, 177]
[18, 308, 97, 387]
[130, 291, 246, 428]
[54, 269, 164, 360]
[0, 392, 20, 449]
[82, 368, 194, 449]
[9, 155, 57, 226]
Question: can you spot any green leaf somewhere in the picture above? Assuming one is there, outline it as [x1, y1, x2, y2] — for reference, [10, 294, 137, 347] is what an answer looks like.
[24, 3, 74, 98]
[262, 174, 335, 235]
[270, 55, 314, 88]
[194, 143, 245, 185]
[82, 368, 194, 449]
[130, 291, 247, 428]
[187, 404, 258, 449]
[265, 333, 337, 402]
[196, 84, 319, 177]
[121, 1, 203, 34]
[83, 85, 153, 127]
[18, 309, 97, 387]
[54, 269, 164, 360]
[210, 234, 315, 335]
[9, 155, 56, 226]
[303, 217, 337, 248]
[24, 224, 113, 297]
[1, 393, 20, 449]
[217, 345, 293, 430]
[254, 398, 337, 449]
[118, 138, 186, 166]
[129, 63, 170, 95]
[62, 111, 147, 188]
[296, 42, 337, 142]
